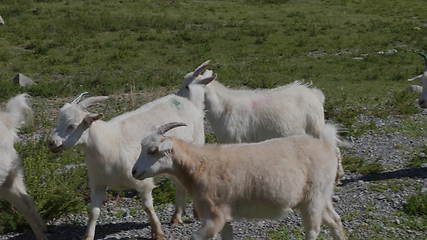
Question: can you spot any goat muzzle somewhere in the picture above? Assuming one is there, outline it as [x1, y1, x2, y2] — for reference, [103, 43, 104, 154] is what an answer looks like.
[47, 140, 63, 153]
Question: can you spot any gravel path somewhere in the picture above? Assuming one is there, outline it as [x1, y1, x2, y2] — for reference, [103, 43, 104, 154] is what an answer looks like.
[1, 97, 426, 240]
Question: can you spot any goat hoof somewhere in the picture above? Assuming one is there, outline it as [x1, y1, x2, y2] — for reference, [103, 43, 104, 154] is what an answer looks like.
[170, 217, 184, 225]
[83, 235, 94, 240]
[152, 232, 166, 240]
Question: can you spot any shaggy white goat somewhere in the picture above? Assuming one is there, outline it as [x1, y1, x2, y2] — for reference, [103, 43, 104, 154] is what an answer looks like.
[48, 92, 205, 240]
[132, 122, 346, 240]
[0, 94, 47, 240]
[177, 61, 345, 180]
[408, 53, 427, 108]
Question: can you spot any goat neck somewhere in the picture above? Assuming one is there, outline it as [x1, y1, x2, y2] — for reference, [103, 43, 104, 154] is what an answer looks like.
[204, 80, 231, 116]
[166, 138, 206, 194]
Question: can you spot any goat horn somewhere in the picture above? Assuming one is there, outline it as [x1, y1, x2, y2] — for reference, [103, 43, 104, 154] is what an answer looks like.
[157, 122, 187, 135]
[79, 96, 109, 109]
[71, 92, 89, 104]
[193, 60, 211, 76]
[408, 74, 423, 82]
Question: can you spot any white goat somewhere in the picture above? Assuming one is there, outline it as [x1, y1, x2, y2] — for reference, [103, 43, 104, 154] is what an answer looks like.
[407, 85, 423, 94]
[0, 94, 47, 240]
[132, 122, 346, 240]
[408, 53, 427, 108]
[177, 61, 344, 180]
[47, 92, 205, 240]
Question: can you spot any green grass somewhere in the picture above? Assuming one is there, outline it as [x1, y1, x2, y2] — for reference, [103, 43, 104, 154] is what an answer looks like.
[367, 179, 408, 193]
[342, 156, 384, 175]
[403, 191, 427, 217]
[383, 117, 427, 138]
[152, 178, 176, 205]
[407, 146, 427, 168]
[205, 133, 219, 144]
[0, 141, 87, 234]
[1, 0, 426, 104]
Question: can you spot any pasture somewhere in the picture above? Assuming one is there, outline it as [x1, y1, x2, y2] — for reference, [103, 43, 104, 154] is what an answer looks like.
[0, 0, 426, 239]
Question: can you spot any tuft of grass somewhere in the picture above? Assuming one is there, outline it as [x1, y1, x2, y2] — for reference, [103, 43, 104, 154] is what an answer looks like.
[269, 225, 305, 240]
[407, 146, 427, 168]
[403, 191, 427, 217]
[205, 133, 218, 144]
[325, 93, 378, 137]
[367, 180, 405, 193]
[358, 163, 384, 175]
[152, 178, 176, 205]
[342, 156, 384, 175]
[383, 117, 427, 138]
[269, 225, 329, 240]
[384, 90, 421, 116]
[113, 209, 127, 219]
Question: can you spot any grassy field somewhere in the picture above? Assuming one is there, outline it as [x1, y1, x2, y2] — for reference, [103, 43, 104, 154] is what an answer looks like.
[1, 0, 426, 102]
[1, 0, 427, 238]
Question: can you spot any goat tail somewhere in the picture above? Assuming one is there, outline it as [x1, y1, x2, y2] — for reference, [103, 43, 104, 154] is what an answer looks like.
[6, 93, 33, 129]
[311, 88, 325, 106]
[319, 123, 341, 151]
[320, 123, 347, 182]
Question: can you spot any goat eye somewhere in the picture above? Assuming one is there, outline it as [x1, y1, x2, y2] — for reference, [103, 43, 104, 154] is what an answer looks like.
[147, 146, 158, 155]
[185, 85, 189, 90]
[67, 125, 75, 131]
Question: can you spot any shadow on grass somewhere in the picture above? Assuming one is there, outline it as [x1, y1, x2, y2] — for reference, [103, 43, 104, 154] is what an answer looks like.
[342, 167, 427, 185]
[6, 222, 151, 240]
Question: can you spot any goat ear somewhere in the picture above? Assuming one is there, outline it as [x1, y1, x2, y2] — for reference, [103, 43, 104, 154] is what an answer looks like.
[83, 113, 103, 126]
[158, 139, 174, 152]
[196, 71, 217, 85]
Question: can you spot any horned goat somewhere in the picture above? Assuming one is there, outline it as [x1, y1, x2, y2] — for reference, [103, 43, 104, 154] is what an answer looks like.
[132, 122, 346, 240]
[408, 53, 427, 108]
[177, 61, 344, 181]
[0, 94, 47, 240]
[47, 92, 205, 240]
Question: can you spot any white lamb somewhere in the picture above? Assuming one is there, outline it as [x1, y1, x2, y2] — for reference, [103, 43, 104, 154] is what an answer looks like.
[132, 122, 346, 240]
[0, 94, 47, 240]
[177, 61, 344, 180]
[47, 92, 205, 240]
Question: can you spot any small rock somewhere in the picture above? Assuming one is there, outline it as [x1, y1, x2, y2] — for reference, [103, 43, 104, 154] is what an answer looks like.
[417, 152, 426, 158]
[13, 73, 37, 87]
[386, 49, 398, 55]
[421, 163, 427, 168]
[352, 57, 364, 60]
[395, 219, 401, 225]
[307, 50, 327, 57]
[0, 15, 4, 25]
[332, 195, 340, 202]
[63, 163, 86, 172]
